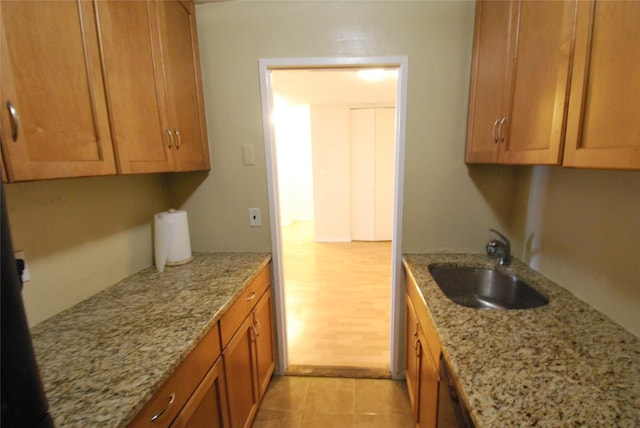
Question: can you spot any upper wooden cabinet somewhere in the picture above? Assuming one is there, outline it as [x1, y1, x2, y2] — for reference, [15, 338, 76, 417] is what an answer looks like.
[465, 0, 575, 165]
[0, 0, 117, 182]
[563, 0, 640, 170]
[156, 0, 210, 172]
[0, 0, 209, 182]
[97, 0, 210, 174]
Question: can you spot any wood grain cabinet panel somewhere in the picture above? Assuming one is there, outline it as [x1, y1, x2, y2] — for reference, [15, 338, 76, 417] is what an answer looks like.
[405, 269, 443, 428]
[253, 288, 276, 400]
[223, 288, 275, 428]
[563, 0, 640, 169]
[0, 0, 117, 181]
[466, 0, 575, 165]
[223, 315, 260, 428]
[157, 0, 210, 172]
[97, 0, 209, 174]
[129, 325, 222, 428]
[170, 356, 230, 428]
[465, 0, 513, 163]
[405, 296, 420, 419]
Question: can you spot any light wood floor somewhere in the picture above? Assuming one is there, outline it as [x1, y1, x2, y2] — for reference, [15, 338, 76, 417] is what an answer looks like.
[282, 222, 392, 372]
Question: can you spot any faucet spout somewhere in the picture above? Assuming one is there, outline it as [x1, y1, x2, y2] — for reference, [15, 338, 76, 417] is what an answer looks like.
[486, 228, 511, 265]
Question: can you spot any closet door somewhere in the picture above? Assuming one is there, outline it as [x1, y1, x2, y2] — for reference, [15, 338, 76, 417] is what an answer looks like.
[350, 107, 395, 242]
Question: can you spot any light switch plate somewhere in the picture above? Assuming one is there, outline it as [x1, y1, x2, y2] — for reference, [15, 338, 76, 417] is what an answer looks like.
[242, 144, 256, 166]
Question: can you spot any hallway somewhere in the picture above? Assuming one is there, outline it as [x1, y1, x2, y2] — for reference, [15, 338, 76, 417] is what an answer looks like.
[282, 222, 392, 371]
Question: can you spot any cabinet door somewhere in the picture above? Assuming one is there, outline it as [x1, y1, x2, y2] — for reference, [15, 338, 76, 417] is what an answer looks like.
[416, 325, 438, 428]
[96, 0, 173, 174]
[223, 316, 259, 428]
[405, 296, 420, 417]
[563, 0, 640, 170]
[171, 357, 230, 428]
[465, 0, 513, 163]
[502, 0, 574, 165]
[0, 0, 116, 182]
[254, 289, 276, 400]
[156, 0, 210, 172]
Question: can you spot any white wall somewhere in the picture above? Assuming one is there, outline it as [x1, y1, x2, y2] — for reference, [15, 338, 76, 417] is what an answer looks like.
[272, 94, 313, 226]
[510, 167, 640, 336]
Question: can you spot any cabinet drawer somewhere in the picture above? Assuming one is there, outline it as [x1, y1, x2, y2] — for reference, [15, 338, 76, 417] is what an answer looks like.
[129, 324, 221, 427]
[219, 264, 271, 348]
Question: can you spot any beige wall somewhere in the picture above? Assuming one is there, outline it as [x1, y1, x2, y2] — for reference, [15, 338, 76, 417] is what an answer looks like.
[182, 0, 515, 255]
[510, 167, 640, 336]
[4, 175, 171, 326]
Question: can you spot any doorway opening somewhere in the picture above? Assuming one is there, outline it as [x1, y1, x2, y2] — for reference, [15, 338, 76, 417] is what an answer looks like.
[259, 57, 408, 379]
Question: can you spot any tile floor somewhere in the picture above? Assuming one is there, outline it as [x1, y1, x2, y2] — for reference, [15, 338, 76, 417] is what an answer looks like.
[252, 375, 414, 428]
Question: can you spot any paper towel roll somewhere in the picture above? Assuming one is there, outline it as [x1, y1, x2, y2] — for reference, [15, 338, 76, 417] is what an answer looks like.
[154, 209, 193, 272]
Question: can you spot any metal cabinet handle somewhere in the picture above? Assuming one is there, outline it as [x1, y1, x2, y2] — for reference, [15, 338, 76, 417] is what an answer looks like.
[7, 101, 19, 142]
[165, 128, 173, 149]
[254, 319, 262, 336]
[174, 128, 181, 149]
[246, 291, 256, 302]
[150, 393, 175, 422]
[250, 324, 258, 342]
[497, 117, 507, 143]
[492, 118, 500, 143]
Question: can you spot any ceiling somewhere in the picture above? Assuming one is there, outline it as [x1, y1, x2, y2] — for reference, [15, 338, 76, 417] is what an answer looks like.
[270, 68, 398, 106]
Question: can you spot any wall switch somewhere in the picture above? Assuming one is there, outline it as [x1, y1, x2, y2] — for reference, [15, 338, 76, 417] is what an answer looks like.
[248, 208, 262, 227]
[14, 250, 31, 282]
[242, 144, 256, 166]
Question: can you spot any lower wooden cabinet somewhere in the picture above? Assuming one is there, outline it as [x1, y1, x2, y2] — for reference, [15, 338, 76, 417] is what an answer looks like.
[223, 288, 275, 428]
[223, 315, 260, 428]
[405, 268, 443, 428]
[129, 325, 223, 427]
[131, 262, 275, 428]
[170, 356, 229, 428]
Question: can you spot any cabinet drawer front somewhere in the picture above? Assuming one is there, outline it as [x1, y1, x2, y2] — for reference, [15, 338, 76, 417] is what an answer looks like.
[130, 325, 220, 427]
[220, 264, 271, 348]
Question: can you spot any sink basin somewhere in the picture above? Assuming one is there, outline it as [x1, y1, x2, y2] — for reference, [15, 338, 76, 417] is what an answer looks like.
[428, 266, 548, 310]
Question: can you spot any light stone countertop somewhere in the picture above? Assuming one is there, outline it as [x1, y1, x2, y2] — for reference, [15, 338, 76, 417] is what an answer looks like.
[30, 252, 271, 428]
[403, 253, 640, 427]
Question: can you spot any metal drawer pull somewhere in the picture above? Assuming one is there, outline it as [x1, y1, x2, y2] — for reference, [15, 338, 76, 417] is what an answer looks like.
[246, 291, 256, 302]
[174, 129, 181, 149]
[254, 319, 262, 336]
[497, 117, 507, 143]
[7, 101, 19, 142]
[150, 393, 175, 422]
[165, 128, 173, 149]
[491, 118, 500, 143]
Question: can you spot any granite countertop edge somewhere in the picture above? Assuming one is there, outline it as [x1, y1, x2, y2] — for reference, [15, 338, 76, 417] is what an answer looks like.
[30, 251, 272, 428]
[402, 253, 640, 428]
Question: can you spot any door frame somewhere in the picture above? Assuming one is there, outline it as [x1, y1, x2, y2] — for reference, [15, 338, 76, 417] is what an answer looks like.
[258, 56, 408, 378]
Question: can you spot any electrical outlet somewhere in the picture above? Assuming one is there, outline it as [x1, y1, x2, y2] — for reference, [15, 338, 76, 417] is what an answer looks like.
[14, 250, 31, 282]
[248, 208, 262, 227]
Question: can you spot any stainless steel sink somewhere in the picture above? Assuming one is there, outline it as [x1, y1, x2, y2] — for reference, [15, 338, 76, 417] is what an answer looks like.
[428, 266, 549, 310]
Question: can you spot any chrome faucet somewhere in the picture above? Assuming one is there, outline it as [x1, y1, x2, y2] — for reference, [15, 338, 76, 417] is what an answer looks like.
[486, 228, 511, 266]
